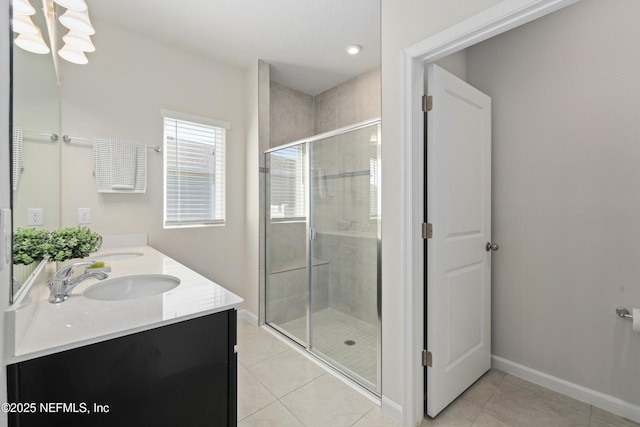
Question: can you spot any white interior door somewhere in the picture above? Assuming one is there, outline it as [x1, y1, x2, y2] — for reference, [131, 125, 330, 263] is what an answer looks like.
[426, 64, 492, 417]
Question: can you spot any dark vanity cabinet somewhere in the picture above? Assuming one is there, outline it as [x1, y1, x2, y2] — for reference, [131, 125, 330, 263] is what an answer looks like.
[7, 309, 237, 427]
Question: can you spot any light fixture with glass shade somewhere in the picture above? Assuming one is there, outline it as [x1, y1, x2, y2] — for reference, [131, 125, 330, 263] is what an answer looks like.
[58, 44, 88, 64]
[12, 14, 39, 35]
[62, 30, 95, 52]
[52, 0, 87, 12]
[15, 30, 50, 54]
[58, 9, 95, 35]
[13, 0, 36, 16]
[11, 0, 96, 65]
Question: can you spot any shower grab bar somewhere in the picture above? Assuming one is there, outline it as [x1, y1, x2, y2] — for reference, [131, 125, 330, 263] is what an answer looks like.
[616, 307, 633, 320]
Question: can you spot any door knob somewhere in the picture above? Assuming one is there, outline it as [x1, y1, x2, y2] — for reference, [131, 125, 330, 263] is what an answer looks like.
[486, 242, 499, 252]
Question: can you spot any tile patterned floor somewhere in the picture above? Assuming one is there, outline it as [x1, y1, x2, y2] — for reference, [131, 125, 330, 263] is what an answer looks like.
[237, 317, 639, 427]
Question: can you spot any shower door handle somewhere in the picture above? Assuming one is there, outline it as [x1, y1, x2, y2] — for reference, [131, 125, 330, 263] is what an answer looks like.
[486, 242, 499, 252]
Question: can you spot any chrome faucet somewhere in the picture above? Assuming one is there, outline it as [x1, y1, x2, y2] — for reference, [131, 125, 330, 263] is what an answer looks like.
[49, 261, 108, 304]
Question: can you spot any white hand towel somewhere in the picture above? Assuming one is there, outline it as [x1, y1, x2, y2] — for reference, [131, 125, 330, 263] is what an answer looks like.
[633, 308, 640, 333]
[93, 138, 147, 193]
[110, 139, 137, 190]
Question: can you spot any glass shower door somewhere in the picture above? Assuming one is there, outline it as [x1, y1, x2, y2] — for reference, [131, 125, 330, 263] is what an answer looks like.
[265, 144, 309, 345]
[309, 122, 381, 392]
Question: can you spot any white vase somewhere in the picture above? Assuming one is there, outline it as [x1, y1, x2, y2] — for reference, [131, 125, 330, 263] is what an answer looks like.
[13, 262, 38, 286]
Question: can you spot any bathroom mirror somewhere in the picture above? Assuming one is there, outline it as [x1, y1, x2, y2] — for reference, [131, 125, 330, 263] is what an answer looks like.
[11, 13, 62, 300]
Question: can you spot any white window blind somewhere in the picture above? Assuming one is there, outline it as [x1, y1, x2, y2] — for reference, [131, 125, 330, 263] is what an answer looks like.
[163, 116, 226, 227]
[269, 145, 306, 220]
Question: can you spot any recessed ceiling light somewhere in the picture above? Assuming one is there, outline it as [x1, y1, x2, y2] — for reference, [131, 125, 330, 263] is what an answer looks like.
[346, 45, 362, 55]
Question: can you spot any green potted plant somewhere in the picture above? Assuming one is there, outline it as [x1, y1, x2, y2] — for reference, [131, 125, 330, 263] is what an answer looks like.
[12, 228, 52, 285]
[48, 226, 102, 264]
[13, 228, 51, 265]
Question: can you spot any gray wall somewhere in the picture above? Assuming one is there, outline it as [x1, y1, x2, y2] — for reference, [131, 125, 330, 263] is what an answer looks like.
[467, 0, 640, 406]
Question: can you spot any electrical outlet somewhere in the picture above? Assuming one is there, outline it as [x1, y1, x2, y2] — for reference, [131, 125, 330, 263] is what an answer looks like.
[78, 208, 91, 224]
[27, 208, 44, 226]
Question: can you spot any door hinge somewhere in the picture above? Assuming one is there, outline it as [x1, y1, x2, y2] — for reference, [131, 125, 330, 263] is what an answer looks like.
[422, 350, 432, 367]
[422, 95, 433, 112]
[421, 222, 433, 239]
[309, 228, 316, 240]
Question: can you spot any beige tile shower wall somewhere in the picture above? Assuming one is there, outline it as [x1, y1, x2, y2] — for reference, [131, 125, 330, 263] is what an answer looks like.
[314, 67, 380, 134]
[317, 232, 378, 325]
[311, 125, 378, 325]
[269, 82, 314, 147]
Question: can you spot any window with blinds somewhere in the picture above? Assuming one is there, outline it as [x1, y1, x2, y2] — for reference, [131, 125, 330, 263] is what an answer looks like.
[269, 145, 306, 220]
[163, 113, 227, 227]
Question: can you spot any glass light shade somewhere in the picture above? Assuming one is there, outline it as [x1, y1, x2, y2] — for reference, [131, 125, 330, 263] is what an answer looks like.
[12, 14, 38, 35]
[13, 0, 36, 15]
[15, 31, 50, 54]
[58, 44, 88, 64]
[63, 31, 95, 52]
[59, 9, 95, 35]
[52, 0, 87, 12]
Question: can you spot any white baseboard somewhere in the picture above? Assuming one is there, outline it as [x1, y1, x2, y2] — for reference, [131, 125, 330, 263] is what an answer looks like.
[492, 355, 640, 424]
[237, 309, 258, 325]
[381, 396, 403, 424]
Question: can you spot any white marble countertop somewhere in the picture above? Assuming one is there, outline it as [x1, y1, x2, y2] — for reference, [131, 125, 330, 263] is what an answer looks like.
[6, 245, 243, 364]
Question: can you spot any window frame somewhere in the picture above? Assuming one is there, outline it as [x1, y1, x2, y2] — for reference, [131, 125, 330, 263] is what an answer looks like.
[161, 109, 230, 229]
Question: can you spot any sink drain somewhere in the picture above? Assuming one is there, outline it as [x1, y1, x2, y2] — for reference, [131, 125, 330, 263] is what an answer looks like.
[344, 339, 356, 346]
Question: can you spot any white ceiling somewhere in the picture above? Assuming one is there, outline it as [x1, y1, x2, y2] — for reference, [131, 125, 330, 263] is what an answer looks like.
[87, 0, 380, 95]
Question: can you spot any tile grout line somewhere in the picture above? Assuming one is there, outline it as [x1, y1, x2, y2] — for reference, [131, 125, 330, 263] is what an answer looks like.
[238, 361, 279, 422]
[349, 406, 376, 426]
[276, 395, 311, 427]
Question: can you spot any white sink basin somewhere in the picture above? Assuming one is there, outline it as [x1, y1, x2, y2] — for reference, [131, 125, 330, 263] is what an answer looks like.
[88, 252, 144, 261]
[83, 274, 180, 301]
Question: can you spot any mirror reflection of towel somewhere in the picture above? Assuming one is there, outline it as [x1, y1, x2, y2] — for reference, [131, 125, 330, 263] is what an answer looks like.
[12, 127, 23, 191]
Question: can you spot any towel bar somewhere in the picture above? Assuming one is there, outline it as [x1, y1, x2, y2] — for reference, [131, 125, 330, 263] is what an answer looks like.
[23, 130, 58, 142]
[616, 307, 633, 320]
[63, 135, 162, 153]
